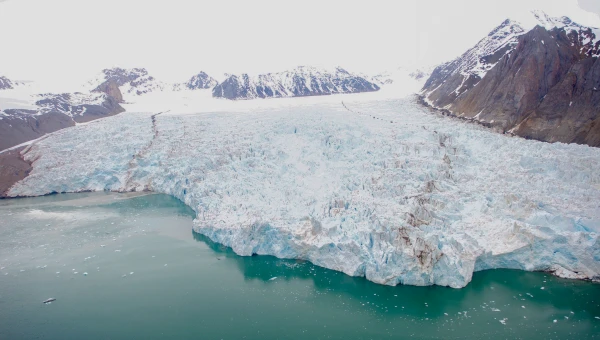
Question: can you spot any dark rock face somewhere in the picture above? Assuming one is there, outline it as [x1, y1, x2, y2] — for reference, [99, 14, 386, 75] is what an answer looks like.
[422, 15, 600, 147]
[0, 76, 14, 90]
[0, 146, 32, 197]
[423, 19, 525, 109]
[183, 71, 217, 90]
[0, 110, 74, 150]
[213, 66, 380, 100]
[94, 80, 123, 103]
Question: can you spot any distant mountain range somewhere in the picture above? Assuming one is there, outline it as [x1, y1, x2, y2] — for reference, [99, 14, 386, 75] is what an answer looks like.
[0, 65, 383, 150]
[421, 10, 600, 147]
[212, 66, 379, 100]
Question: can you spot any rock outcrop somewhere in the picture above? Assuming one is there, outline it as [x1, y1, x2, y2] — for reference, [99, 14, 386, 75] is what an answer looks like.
[174, 71, 218, 91]
[422, 11, 600, 146]
[0, 76, 15, 90]
[213, 66, 379, 100]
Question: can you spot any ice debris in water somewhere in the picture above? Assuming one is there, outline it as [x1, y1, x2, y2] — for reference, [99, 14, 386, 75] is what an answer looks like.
[269, 277, 277, 281]
[83, 272, 88, 276]
[499, 318, 508, 325]
[6, 97, 600, 288]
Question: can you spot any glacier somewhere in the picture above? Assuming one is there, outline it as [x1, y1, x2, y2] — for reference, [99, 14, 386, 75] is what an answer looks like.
[6, 94, 600, 288]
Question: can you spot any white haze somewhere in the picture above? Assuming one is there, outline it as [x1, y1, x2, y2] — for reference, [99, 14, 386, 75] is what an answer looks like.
[0, 0, 598, 86]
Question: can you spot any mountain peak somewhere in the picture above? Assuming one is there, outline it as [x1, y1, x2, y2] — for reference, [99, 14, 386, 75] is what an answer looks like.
[90, 67, 164, 99]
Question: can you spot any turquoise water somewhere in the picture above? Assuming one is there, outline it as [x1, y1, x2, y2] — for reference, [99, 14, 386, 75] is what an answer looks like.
[0, 193, 598, 339]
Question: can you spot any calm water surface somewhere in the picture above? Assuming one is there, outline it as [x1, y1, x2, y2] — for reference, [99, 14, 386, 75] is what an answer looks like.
[0, 193, 598, 339]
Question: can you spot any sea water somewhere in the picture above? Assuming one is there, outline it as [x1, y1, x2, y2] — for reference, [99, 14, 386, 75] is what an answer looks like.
[0, 193, 598, 339]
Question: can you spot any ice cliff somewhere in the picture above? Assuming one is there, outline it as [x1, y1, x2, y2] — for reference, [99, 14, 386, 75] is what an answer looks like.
[7, 96, 600, 288]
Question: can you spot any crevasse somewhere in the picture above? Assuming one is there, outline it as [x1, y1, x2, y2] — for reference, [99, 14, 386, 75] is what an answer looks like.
[8, 96, 600, 288]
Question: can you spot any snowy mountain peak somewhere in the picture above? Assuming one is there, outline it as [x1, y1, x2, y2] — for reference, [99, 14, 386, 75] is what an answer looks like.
[89, 67, 164, 99]
[174, 71, 218, 91]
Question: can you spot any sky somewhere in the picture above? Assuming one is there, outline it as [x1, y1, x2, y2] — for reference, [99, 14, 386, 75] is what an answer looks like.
[0, 0, 599, 85]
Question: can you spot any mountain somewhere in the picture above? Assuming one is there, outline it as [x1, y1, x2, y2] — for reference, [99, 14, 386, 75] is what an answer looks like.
[0, 76, 14, 90]
[173, 71, 218, 91]
[421, 11, 600, 146]
[90, 68, 164, 101]
[212, 66, 380, 100]
[0, 76, 24, 90]
[0, 91, 124, 150]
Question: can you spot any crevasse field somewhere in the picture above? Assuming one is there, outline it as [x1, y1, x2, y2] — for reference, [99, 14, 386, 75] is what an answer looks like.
[7, 93, 600, 288]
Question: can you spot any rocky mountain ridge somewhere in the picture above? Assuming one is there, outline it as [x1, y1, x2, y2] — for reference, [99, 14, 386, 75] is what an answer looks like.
[212, 66, 380, 100]
[421, 11, 600, 146]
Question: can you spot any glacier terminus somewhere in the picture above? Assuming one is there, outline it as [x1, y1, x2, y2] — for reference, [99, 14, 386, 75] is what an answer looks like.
[5, 93, 599, 288]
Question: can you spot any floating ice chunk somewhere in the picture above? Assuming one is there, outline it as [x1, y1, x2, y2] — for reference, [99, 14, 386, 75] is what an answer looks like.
[129, 272, 134, 275]
[553, 319, 557, 323]
[83, 272, 88, 276]
[43, 298, 56, 304]
[499, 318, 507, 325]
[269, 277, 277, 281]
[521, 306, 526, 309]
[540, 287, 545, 290]
[491, 308, 501, 312]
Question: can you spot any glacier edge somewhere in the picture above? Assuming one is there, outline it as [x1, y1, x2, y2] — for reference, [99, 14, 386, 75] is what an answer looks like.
[6, 96, 600, 288]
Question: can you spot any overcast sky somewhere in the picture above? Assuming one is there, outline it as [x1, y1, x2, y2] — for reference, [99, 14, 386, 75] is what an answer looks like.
[0, 0, 599, 84]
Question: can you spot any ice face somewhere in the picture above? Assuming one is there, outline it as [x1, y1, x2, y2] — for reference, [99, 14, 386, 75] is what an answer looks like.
[8, 96, 600, 288]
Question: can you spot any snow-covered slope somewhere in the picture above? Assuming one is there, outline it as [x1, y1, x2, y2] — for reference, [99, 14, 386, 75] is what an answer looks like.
[371, 67, 432, 86]
[7, 96, 600, 288]
[0, 79, 124, 150]
[212, 66, 379, 100]
[422, 10, 600, 109]
[370, 66, 433, 97]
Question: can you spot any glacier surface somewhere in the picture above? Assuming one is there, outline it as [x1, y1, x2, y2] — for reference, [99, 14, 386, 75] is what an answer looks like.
[7, 95, 600, 288]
